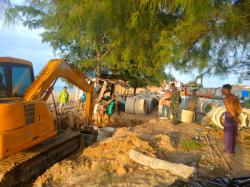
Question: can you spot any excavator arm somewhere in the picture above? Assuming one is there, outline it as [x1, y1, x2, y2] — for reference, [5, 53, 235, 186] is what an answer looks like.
[23, 59, 93, 123]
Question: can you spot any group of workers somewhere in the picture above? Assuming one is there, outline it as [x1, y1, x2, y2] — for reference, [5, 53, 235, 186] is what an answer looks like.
[58, 84, 115, 127]
[161, 82, 242, 156]
[160, 82, 183, 125]
[94, 98, 115, 126]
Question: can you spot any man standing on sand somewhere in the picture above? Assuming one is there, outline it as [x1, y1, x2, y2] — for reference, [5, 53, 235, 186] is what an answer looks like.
[160, 88, 172, 120]
[187, 88, 199, 111]
[59, 86, 69, 113]
[222, 84, 242, 155]
[169, 82, 181, 124]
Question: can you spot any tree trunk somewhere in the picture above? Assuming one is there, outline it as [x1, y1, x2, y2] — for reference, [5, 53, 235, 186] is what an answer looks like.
[133, 87, 137, 95]
[129, 149, 195, 179]
[95, 48, 102, 86]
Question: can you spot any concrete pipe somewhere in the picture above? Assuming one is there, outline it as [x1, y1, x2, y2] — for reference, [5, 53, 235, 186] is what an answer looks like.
[243, 108, 250, 115]
[242, 108, 250, 128]
[204, 100, 223, 116]
[241, 113, 249, 128]
[198, 98, 207, 113]
[134, 97, 147, 115]
[212, 106, 247, 129]
[125, 96, 136, 114]
[145, 98, 153, 113]
[212, 106, 223, 127]
[149, 95, 159, 109]
[200, 99, 223, 115]
[199, 99, 211, 114]
[158, 102, 163, 116]
[180, 109, 195, 123]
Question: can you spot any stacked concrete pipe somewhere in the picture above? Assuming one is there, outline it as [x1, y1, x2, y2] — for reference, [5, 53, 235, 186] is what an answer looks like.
[125, 96, 136, 114]
[125, 96, 149, 115]
[134, 96, 147, 115]
[199, 99, 223, 116]
[212, 106, 249, 129]
[242, 108, 250, 128]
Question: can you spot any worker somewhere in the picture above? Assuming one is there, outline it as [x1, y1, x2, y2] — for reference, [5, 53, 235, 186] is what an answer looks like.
[106, 98, 115, 122]
[59, 86, 69, 113]
[222, 84, 242, 155]
[160, 88, 172, 120]
[169, 82, 181, 124]
[187, 88, 198, 111]
[95, 100, 105, 127]
[78, 91, 86, 111]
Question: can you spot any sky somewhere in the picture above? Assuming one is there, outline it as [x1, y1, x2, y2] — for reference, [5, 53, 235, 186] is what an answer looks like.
[0, 0, 249, 88]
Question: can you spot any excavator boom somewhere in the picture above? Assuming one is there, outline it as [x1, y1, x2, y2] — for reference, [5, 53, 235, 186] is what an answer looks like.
[24, 59, 93, 123]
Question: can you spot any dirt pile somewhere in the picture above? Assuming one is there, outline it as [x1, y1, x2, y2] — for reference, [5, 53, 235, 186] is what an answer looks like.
[154, 134, 176, 152]
[81, 128, 155, 175]
[34, 126, 179, 186]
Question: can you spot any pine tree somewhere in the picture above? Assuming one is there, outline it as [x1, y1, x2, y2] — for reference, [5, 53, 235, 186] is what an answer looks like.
[4, 0, 250, 85]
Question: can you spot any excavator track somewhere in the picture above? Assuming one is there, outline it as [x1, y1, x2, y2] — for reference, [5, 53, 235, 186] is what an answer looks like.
[0, 130, 83, 187]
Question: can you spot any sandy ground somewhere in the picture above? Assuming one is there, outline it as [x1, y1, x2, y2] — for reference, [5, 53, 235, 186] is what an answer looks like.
[30, 111, 250, 187]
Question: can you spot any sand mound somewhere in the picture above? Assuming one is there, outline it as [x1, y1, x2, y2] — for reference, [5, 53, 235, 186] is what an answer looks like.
[34, 126, 179, 186]
[81, 128, 155, 175]
[154, 134, 176, 152]
[34, 160, 88, 186]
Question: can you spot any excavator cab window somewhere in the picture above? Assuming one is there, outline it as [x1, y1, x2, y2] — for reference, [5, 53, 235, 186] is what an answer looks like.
[12, 66, 33, 97]
[0, 61, 34, 98]
[0, 64, 9, 98]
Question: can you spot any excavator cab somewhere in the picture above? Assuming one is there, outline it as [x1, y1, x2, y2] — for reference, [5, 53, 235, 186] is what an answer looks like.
[0, 57, 34, 99]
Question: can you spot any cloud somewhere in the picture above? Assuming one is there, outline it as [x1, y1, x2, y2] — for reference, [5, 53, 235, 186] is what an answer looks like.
[0, 23, 56, 75]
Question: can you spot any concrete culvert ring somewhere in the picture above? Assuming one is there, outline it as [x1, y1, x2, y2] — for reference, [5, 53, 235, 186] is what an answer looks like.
[181, 109, 195, 123]
[205, 102, 219, 116]
[134, 97, 147, 115]
[245, 116, 250, 128]
[125, 96, 136, 114]
[243, 108, 250, 128]
[158, 102, 163, 116]
[201, 100, 219, 115]
[213, 106, 247, 129]
[219, 112, 226, 128]
[150, 96, 159, 109]
[145, 98, 152, 113]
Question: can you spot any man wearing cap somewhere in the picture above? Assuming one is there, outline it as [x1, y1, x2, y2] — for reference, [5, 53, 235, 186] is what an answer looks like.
[187, 88, 199, 111]
[169, 82, 181, 124]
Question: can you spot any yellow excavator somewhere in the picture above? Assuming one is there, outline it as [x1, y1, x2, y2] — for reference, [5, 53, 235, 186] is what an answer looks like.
[0, 57, 94, 186]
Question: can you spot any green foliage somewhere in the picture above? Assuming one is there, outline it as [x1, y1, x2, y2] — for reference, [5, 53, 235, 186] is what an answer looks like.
[180, 138, 202, 151]
[245, 99, 250, 109]
[4, 0, 250, 84]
